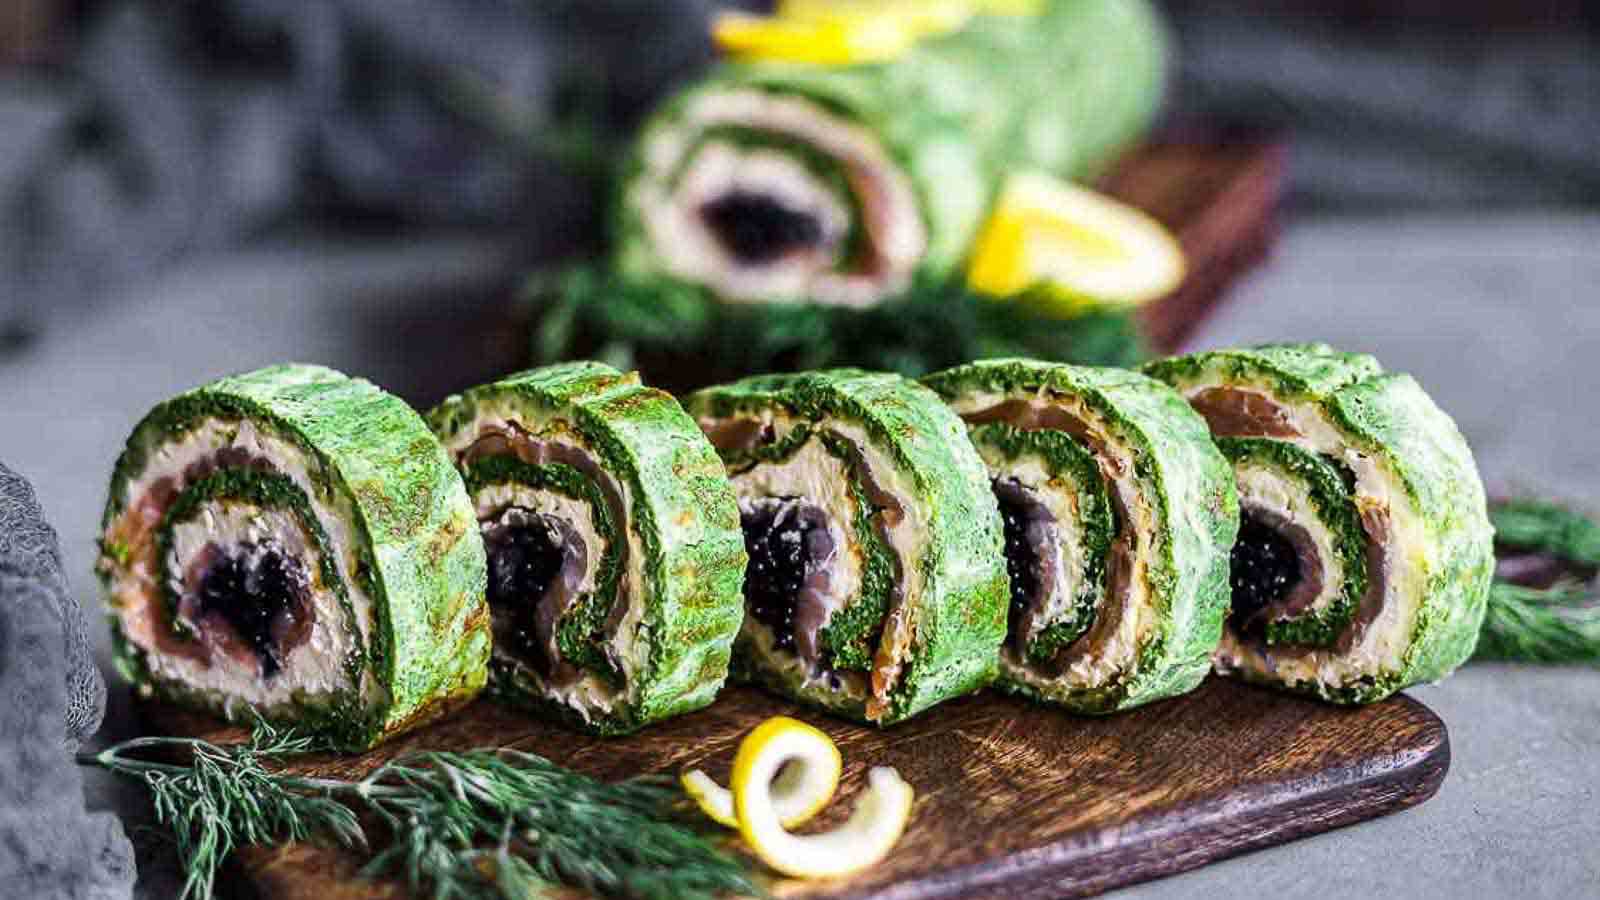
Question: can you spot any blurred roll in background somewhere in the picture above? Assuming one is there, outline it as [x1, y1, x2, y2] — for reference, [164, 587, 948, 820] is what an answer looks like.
[2, 0, 1598, 362]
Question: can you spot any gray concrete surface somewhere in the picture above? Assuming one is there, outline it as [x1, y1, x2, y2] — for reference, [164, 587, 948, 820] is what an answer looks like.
[1, 215, 1595, 898]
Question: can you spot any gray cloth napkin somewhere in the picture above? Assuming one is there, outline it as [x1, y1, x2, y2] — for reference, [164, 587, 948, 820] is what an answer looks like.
[0, 461, 133, 899]
[1, 461, 105, 745]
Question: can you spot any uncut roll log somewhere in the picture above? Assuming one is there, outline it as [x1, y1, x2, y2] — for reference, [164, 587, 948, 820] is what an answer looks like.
[1146, 344, 1494, 703]
[428, 363, 747, 734]
[687, 370, 1009, 725]
[98, 365, 489, 750]
[924, 359, 1238, 713]
[617, 0, 1167, 309]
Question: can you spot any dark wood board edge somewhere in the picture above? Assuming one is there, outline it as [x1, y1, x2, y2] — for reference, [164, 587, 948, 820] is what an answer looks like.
[843, 694, 1448, 900]
[1023, 718, 1446, 900]
[136, 681, 1449, 900]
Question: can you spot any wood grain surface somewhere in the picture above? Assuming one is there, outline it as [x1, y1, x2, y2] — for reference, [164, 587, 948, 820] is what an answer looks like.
[147, 676, 1447, 900]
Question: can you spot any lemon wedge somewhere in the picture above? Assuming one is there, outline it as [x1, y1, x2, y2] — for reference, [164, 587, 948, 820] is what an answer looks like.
[713, 9, 919, 65]
[714, 1, 1046, 67]
[967, 170, 1185, 316]
[779, 0, 975, 34]
[714, 0, 1008, 65]
[681, 718, 840, 829]
[729, 717, 914, 880]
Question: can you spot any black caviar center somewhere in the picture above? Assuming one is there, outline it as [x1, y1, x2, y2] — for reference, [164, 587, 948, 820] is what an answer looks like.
[483, 515, 565, 669]
[701, 190, 825, 266]
[741, 498, 826, 653]
[995, 484, 1044, 639]
[196, 540, 310, 679]
[1229, 510, 1302, 630]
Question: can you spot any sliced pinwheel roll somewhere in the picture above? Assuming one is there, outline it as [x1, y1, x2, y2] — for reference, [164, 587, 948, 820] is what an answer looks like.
[427, 363, 747, 734]
[686, 370, 1009, 725]
[98, 365, 489, 750]
[1145, 344, 1495, 703]
[617, 0, 1167, 309]
[923, 359, 1238, 713]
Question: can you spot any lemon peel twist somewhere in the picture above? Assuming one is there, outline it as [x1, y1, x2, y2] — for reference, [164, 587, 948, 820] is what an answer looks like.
[682, 715, 915, 879]
[681, 716, 839, 829]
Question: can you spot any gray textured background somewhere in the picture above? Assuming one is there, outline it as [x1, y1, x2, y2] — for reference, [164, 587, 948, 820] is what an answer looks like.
[0, 213, 1595, 897]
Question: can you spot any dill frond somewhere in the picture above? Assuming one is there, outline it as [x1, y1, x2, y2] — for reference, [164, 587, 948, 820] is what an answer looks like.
[354, 748, 756, 900]
[526, 264, 1147, 396]
[80, 719, 757, 900]
[1479, 499, 1600, 664]
[1479, 581, 1600, 665]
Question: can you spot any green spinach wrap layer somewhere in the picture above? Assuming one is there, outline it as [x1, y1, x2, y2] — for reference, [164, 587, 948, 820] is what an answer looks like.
[428, 363, 747, 734]
[686, 370, 1008, 725]
[616, 0, 1167, 309]
[98, 365, 489, 751]
[924, 359, 1238, 713]
[1146, 344, 1494, 704]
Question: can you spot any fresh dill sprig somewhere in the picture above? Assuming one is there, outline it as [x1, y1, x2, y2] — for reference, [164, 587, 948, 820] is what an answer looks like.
[353, 748, 757, 900]
[79, 718, 759, 900]
[527, 264, 1147, 396]
[78, 719, 364, 900]
[1490, 498, 1600, 566]
[1479, 581, 1600, 664]
[1479, 498, 1600, 664]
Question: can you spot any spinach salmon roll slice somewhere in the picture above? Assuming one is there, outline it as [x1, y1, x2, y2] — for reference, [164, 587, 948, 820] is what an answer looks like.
[1145, 343, 1494, 704]
[618, 0, 1167, 308]
[923, 359, 1238, 713]
[686, 370, 1009, 725]
[427, 363, 747, 734]
[97, 365, 490, 750]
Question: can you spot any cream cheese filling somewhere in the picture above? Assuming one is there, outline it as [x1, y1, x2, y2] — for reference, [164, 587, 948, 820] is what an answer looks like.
[946, 388, 1155, 698]
[1176, 378, 1426, 691]
[631, 88, 926, 308]
[704, 410, 929, 703]
[978, 448, 1084, 651]
[651, 144, 853, 301]
[106, 418, 374, 712]
[442, 403, 647, 724]
[164, 503, 351, 704]
[732, 437, 866, 699]
[1233, 462, 1348, 623]
[473, 482, 602, 603]
[471, 480, 619, 718]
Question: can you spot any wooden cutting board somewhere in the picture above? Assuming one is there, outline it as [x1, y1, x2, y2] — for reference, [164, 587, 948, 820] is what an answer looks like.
[148, 677, 1445, 900]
